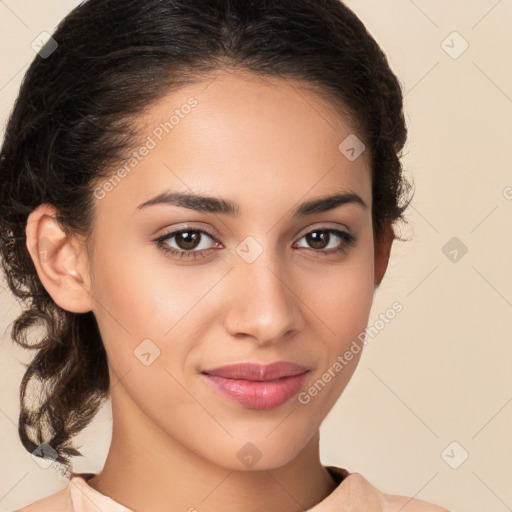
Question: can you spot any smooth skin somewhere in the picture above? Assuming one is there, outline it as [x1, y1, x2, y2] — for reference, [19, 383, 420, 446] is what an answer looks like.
[25, 67, 394, 512]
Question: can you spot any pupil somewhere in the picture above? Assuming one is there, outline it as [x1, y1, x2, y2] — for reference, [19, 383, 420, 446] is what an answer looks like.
[307, 230, 328, 249]
[177, 231, 200, 250]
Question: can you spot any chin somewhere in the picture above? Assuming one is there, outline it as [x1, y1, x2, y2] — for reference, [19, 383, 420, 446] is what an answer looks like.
[198, 428, 317, 472]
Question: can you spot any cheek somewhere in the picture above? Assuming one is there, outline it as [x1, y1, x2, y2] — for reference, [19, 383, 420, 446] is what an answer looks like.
[89, 244, 221, 379]
[91, 241, 195, 334]
[298, 266, 373, 416]
[302, 249, 375, 339]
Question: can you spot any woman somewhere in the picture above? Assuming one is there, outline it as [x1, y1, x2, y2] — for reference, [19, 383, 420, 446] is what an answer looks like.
[0, 0, 451, 510]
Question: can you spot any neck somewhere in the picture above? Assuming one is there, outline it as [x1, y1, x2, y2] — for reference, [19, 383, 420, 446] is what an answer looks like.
[87, 387, 338, 512]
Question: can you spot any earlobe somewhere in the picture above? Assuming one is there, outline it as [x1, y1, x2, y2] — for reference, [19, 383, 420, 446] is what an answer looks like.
[374, 223, 394, 289]
[25, 203, 94, 313]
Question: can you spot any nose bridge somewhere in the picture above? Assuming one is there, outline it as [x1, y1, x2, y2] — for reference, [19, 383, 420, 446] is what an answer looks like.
[223, 243, 302, 343]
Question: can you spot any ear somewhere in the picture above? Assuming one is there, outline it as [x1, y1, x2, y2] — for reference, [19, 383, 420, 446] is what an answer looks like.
[374, 222, 395, 289]
[25, 203, 94, 313]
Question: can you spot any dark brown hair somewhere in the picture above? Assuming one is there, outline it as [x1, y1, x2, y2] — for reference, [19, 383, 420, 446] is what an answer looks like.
[0, 0, 413, 475]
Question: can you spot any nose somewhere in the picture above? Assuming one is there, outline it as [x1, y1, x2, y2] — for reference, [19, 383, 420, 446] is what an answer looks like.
[222, 249, 304, 346]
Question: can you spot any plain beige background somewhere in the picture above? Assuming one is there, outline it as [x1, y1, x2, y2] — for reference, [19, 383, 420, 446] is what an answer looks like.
[1, 1, 511, 511]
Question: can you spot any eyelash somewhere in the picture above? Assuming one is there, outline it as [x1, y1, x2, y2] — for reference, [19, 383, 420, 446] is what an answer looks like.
[153, 226, 357, 261]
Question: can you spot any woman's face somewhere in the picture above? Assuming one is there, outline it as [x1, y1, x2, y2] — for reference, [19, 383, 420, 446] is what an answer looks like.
[85, 69, 389, 470]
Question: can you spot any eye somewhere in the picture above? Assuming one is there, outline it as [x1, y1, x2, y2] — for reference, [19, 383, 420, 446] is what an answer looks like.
[294, 228, 357, 256]
[154, 226, 356, 261]
[154, 227, 221, 260]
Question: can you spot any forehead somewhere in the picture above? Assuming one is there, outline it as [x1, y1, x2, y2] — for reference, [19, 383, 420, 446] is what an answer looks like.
[93, 68, 371, 217]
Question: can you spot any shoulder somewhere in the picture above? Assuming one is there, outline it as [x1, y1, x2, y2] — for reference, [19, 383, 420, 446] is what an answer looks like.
[378, 487, 452, 511]
[12, 485, 73, 512]
[352, 472, 452, 511]
[327, 466, 452, 511]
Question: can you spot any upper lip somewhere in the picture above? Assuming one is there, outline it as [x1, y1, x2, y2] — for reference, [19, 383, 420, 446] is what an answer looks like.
[201, 361, 310, 381]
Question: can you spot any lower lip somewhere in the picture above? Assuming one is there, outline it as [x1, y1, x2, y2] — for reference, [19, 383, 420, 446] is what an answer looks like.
[202, 371, 310, 410]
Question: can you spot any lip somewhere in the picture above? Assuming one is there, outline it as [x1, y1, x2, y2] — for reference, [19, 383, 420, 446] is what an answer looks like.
[201, 361, 311, 410]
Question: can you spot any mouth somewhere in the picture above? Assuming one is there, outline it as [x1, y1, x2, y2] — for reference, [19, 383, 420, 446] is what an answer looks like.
[201, 361, 311, 410]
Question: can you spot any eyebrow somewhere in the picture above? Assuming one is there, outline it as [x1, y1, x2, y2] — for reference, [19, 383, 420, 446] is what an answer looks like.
[137, 190, 367, 217]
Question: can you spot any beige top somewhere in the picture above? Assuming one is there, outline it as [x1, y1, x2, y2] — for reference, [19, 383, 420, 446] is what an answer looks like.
[14, 466, 452, 511]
